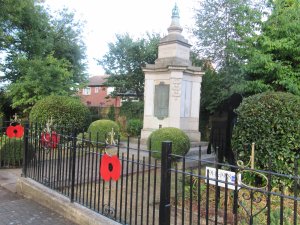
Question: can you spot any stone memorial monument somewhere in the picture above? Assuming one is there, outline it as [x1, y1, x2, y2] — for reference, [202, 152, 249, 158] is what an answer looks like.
[141, 4, 204, 142]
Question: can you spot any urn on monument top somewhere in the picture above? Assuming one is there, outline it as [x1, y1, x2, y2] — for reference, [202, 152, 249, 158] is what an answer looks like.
[167, 3, 183, 34]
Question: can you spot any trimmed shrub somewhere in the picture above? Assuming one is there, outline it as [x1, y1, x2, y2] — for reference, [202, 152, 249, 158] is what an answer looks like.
[126, 119, 143, 137]
[29, 96, 91, 131]
[147, 127, 190, 159]
[232, 91, 300, 187]
[87, 119, 119, 143]
[0, 136, 35, 166]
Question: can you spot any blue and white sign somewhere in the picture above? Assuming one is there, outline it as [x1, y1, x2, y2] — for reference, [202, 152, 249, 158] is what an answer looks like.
[205, 167, 241, 190]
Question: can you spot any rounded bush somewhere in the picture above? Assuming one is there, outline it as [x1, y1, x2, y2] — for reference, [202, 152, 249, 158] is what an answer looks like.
[147, 127, 190, 159]
[232, 92, 300, 187]
[87, 119, 119, 143]
[126, 119, 143, 137]
[29, 96, 91, 131]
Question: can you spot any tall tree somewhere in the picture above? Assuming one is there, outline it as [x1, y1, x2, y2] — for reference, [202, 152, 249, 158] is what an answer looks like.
[192, 0, 266, 112]
[98, 33, 160, 101]
[193, 0, 264, 71]
[0, 0, 31, 50]
[0, 0, 87, 112]
[50, 9, 87, 84]
[244, 0, 300, 95]
[8, 54, 75, 111]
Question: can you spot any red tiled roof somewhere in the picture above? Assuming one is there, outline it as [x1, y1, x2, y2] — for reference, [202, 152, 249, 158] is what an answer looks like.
[88, 75, 108, 86]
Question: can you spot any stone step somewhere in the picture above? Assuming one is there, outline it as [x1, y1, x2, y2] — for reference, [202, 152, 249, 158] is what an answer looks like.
[118, 140, 215, 168]
[124, 139, 209, 147]
[190, 141, 209, 148]
[183, 153, 216, 169]
[179, 144, 216, 168]
[186, 145, 209, 157]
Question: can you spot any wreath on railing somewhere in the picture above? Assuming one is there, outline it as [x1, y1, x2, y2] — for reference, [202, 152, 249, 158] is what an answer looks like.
[6, 114, 24, 138]
[40, 118, 60, 150]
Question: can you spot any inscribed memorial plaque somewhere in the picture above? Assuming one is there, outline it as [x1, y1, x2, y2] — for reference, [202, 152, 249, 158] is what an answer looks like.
[154, 82, 169, 119]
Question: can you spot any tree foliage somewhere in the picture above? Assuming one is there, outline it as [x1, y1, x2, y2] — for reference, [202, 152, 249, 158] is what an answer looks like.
[8, 54, 75, 110]
[244, 0, 300, 96]
[193, 0, 266, 112]
[98, 33, 160, 101]
[119, 101, 144, 120]
[0, 0, 87, 112]
[193, 0, 264, 70]
[0, 87, 18, 121]
[0, 0, 31, 50]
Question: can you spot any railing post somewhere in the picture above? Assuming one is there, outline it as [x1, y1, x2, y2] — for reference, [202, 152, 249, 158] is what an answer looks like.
[159, 141, 172, 225]
[70, 129, 77, 202]
[22, 123, 29, 177]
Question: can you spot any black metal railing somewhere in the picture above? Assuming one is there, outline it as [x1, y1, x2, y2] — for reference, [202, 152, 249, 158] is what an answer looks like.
[20, 123, 300, 225]
[24, 124, 161, 225]
[166, 150, 300, 225]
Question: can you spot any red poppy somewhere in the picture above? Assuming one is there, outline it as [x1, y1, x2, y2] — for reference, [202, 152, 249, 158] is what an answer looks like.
[100, 154, 121, 181]
[40, 131, 60, 149]
[6, 124, 24, 138]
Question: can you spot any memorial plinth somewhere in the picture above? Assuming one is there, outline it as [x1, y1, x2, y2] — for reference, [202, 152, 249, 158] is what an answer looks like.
[141, 4, 204, 142]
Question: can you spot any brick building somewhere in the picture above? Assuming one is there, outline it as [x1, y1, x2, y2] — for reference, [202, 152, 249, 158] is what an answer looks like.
[78, 75, 121, 108]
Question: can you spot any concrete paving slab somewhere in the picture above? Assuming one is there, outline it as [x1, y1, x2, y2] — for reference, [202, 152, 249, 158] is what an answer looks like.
[0, 188, 77, 225]
[0, 169, 78, 225]
[0, 186, 23, 202]
[0, 169, 21, 193]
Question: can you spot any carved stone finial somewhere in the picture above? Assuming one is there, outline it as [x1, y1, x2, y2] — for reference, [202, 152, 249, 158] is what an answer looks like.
[172, 3, 180, 18]
[168, 3, 183, 34]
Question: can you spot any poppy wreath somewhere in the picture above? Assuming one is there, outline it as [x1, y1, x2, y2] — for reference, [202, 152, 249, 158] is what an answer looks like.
[100, 153, 121, 181]
[40, 131, 60, 149]
[6, 124, 24, 138]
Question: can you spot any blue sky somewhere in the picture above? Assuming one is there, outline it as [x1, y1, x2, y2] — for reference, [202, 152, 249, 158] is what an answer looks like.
[45, 0, 199, 75]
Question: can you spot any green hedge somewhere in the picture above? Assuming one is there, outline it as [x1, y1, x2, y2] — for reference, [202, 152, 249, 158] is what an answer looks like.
[120, 101, 144, 120]
[126, 119, 143, 137]
[232, 91, 300, 187]
[147, 127, 190, 159]
[0, 136, 35, 166]
[87, 119, 119, 143]
[30, 96, 91, 131]
[107, 106, 115, 121]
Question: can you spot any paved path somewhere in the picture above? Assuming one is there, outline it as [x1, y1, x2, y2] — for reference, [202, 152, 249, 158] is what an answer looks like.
[0, 169, 77, 225]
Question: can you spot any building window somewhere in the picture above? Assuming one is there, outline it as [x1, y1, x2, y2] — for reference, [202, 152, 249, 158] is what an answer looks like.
[107, 87, 114, 95]
[83, 87, 91, 95]
[95, 87, 99, 93]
